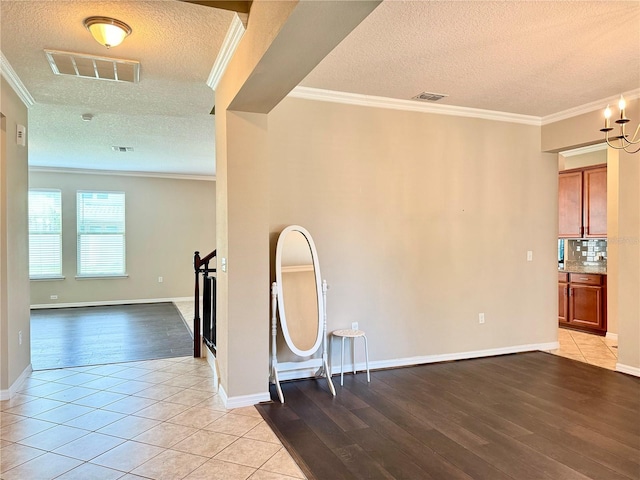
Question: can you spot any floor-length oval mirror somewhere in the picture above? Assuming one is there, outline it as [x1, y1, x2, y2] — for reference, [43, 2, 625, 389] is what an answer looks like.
[275, 225, 323, 357]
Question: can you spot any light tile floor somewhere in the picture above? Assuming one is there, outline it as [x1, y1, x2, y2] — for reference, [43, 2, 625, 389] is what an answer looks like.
[547, 327, 618, 370]
[1, 356, 306, 480]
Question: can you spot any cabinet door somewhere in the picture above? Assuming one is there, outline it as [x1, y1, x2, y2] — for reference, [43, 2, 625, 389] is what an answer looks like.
[584, 167, 607, 237]
[559, 171, 583, 238]
[558, 282, 569, 324]
[569, 284, 604, 332]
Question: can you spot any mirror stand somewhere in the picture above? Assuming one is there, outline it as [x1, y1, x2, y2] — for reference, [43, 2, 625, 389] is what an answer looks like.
[270, 280, 336, 403]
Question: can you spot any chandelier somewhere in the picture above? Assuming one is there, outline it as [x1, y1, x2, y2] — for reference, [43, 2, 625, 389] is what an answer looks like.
[600, 95, 640, 154]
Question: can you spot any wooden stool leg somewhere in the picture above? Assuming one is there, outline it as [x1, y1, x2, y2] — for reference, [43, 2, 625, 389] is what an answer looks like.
[363, 335, 370, 382]
[340, 336, 345, 386]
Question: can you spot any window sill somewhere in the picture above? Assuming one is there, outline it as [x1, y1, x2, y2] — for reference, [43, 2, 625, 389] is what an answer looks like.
[75, 274, 129, 280]
[30, 276, 65, 281]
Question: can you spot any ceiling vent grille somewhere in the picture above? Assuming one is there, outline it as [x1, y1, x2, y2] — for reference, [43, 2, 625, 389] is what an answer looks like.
[412, 92, 448, 102]
[112, 146, 134, 152]
[45, 49, 140, 83]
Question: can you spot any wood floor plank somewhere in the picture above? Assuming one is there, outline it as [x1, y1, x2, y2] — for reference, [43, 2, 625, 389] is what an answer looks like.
[352, 406, 474, 480]
[258, 352, 640, 480]
[31, 303, 193, 369]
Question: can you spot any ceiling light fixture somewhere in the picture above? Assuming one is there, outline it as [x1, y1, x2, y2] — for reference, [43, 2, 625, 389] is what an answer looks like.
[81, 113, 93, 122]
[83, 16, 132, 49]
[600, 95, 640, 154]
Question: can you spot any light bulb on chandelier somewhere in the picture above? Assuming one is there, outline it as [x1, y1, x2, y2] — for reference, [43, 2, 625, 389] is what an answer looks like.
[600, 94, 640, 154]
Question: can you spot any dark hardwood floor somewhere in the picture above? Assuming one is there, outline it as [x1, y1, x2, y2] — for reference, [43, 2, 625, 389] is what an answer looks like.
[257, 352, 640, 480]
[30, 302, 193, 370]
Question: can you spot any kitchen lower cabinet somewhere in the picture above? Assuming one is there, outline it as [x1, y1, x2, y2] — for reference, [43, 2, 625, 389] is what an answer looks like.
[558, 273, 568, 323]
[558, 273, 607, 335]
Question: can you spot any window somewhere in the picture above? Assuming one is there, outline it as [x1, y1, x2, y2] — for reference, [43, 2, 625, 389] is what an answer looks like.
[28, 189, 62, 278]
[77, 191, 126, 276]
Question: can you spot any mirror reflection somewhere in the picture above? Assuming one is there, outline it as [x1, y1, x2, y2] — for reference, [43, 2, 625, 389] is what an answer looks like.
[280, 231, 319, 352]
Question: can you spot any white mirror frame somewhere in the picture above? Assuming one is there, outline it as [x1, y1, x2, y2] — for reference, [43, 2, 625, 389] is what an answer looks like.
[274, 225, 323, 357]
[270, 225, 335, 403]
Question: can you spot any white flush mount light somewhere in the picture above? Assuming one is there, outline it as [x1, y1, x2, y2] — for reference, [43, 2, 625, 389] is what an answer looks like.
[83, 16, 132, 49]
[81, 113, 93, 122]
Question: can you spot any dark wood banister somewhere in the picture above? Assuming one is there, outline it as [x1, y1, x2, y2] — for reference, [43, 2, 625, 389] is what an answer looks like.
[193, 249, 216, 357]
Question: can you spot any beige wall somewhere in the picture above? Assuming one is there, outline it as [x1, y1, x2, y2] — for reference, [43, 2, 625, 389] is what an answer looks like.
[617, 150, 640, 370]
[542, 97, 640, 153]
[543, 104, 640, 372]
[29, 171, 215, 306]
[269, 97, 558, 365]
[1, 77, 31, 393]
[215, 0, 379, 401]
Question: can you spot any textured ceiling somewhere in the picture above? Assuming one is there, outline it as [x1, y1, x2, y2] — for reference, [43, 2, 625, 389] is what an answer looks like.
[302, 0, 640, 117]
[1, 0, 234, 176]
[2, 1, 639, 176]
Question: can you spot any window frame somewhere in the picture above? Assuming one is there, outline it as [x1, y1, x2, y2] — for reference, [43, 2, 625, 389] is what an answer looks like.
[28, 188, 64, 280]
[76, 190, 127, 278]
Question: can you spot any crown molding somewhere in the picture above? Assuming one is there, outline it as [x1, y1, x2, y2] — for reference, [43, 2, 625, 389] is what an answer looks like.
[289, 86, 542, 126]
[542, 88, 640, 126]
[0, 51, 35, 108]
[207, 14, 246, 91]
[29, 165, 215, 181]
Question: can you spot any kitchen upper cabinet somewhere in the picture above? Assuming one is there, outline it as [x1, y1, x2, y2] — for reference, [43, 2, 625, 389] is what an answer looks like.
[558, 171, 583, 238]
[558, 165, 606, 238]
[583, 167, 607, 237]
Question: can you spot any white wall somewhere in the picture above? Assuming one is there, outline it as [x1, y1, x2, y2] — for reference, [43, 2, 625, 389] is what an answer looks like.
[29, 171, 216, 306]
[269, 97, 559, 369]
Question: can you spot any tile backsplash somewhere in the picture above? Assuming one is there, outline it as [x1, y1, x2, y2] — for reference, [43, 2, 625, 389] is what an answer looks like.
[561, 239, 607, 269]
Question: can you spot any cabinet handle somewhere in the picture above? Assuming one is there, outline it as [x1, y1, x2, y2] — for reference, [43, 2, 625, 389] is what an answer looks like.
[579, 277, 590, 281]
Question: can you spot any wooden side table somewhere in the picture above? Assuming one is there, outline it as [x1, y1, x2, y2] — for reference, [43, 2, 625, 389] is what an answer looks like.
[332, 329, 370, 386]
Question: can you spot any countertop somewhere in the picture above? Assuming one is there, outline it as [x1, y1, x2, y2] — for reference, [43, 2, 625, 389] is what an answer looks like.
[558, 265, 607, 275]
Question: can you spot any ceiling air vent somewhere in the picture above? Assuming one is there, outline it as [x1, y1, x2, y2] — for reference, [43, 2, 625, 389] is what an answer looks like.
[45, 49, 140, 83]
[112, 146, 134, 152]
[412, 92, 448, 102]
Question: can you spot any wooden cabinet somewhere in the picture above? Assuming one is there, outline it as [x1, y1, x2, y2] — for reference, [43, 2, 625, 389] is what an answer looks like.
[558, 273, 607, 335]
[558, 165, 607, 238]
[558, 273, 569, 323]
[558, 172, 583, 238]
[583, 168, 607, 237]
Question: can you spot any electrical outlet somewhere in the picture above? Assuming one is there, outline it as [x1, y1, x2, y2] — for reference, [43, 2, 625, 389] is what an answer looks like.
[50, 295, 58, 300]
[351, 322, 359, 330]
[479, 313, 485, 324]
[527, 250, 533, 262]
[158, 276, 163, 283]
[18, 331, 22, 345]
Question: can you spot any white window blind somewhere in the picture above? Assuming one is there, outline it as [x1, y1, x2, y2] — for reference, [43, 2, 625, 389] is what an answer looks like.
[28, 189, 62, 278]
[77, 191, 126, 276]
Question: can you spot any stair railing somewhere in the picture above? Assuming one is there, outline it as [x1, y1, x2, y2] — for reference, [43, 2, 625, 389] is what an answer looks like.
[193, 249, 216, 357]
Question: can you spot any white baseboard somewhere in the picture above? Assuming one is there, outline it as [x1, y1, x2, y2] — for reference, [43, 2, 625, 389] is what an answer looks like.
[606, 332, 619, 341]
[276, 341, 560, 381]
[30, 297, 192, 309]
[616, 363, 640, 377]
[218, 384, 270, 409]
[0, 363, 33, 400]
